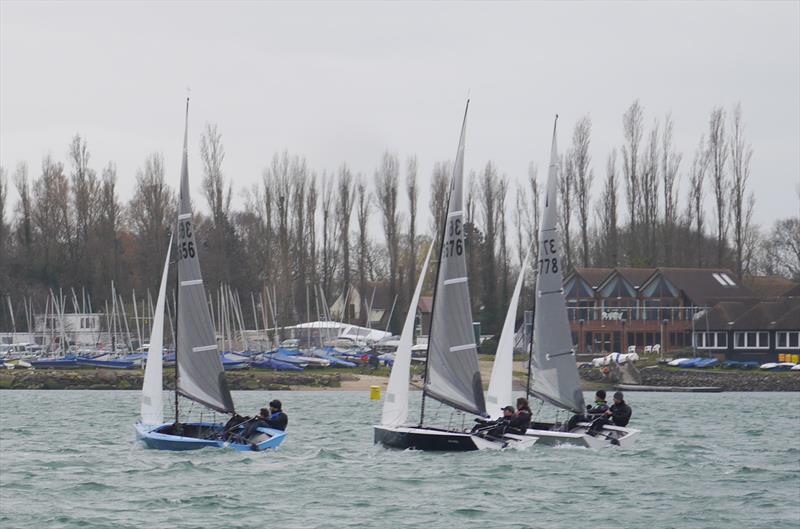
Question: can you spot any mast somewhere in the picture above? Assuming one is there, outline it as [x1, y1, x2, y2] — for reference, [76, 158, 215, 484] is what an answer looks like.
[420, 99, 469, 426]
[173, 97, 189, 425]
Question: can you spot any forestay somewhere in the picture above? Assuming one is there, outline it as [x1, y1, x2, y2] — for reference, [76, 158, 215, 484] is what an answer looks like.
[381, 245, 433, 427]
[424, 101, 487, 418]
[528, 118, 586, 414]
[175, 102, 235, 415]
[140, 237, 172, 425]
[486, 248, 531, 419]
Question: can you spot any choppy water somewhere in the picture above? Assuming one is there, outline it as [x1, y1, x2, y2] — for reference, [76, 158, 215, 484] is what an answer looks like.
[1, 390, 798, 528]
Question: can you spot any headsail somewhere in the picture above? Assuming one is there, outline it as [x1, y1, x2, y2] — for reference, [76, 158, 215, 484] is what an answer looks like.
[176, 100, 235, 414]
[424, 101, 487, 418]
[528, 117, 586, 413]
[381, 245, 433, 427]
[486, 248, 531, 419]
[141, 236, 172, 425]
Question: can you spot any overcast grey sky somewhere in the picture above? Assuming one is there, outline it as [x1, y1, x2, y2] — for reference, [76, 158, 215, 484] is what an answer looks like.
[2, 1, 798, 231]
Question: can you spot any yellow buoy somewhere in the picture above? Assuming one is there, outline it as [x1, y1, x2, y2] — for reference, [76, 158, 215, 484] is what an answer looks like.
[370, 385, 381, 400]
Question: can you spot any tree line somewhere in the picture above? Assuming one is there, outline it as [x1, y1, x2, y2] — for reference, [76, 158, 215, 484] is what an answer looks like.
[0, 100, 798, 336]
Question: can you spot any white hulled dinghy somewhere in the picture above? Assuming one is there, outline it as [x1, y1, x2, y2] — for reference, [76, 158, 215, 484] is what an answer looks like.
[374, 101, 535, 452]
[135, 100, 286, 452]
[521, 118, 638, 448]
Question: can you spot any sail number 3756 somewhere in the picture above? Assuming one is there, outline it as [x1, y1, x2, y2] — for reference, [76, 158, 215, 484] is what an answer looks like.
[444, 218, 463, 258]
[178, 220, 196, 259]
[538, 238, 558, 274]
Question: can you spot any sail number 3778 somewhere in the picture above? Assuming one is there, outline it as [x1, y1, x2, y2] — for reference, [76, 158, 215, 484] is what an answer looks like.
[538, 238, 558, 274]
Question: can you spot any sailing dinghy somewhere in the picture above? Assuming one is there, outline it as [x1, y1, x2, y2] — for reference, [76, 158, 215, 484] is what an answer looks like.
[374, 101, 535, 452]
[135, 100, 286, 452]
[520, 118, 638, 448]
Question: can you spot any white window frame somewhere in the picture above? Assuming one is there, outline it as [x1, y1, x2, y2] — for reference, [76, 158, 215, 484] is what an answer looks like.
[734, 331, 770, 349]
[776, 331, 800, 349]
[694, 331, 728, 349]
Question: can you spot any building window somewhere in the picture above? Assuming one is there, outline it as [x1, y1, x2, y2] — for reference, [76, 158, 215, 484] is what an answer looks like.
[694, 331, 728, 349]
[776, 331, 800, 349]
[734, 331, 769, 349]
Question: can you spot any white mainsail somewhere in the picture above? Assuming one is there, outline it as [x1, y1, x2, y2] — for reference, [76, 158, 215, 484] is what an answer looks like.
[528, 117, 586, 413]
[381, 245, 433, 427]
[424, 100, 487, 418]
[486, 249, 531, 419]
[141, 236, 172, 426]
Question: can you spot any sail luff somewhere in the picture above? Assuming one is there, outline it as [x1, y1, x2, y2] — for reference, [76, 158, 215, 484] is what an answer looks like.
[381, 245, 433, 427]
[140, 236, 172, 425]
[175, 100, 235, 415]
[528, 116, 586, 414]
[423, 101, 487, 418]
[486, 248, 531, 419]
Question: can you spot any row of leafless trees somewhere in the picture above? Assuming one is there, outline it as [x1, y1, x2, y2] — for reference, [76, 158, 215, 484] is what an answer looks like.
[1, 101, 798, 335]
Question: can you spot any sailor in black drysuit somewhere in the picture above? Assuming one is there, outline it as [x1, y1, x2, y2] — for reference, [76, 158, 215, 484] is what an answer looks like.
[564, 390, 610, 432]
[605, 392, 632, 427]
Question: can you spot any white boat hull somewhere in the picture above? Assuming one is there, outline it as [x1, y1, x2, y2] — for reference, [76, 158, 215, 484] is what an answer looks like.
[524, 422, 639, 448]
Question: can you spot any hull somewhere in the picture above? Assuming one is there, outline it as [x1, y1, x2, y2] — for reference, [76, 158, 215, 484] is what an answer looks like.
[525, 422, 639, 449]
[135, 421, 287, 452]
[373, 425, 534, 451]
[76, 358, 136, 369]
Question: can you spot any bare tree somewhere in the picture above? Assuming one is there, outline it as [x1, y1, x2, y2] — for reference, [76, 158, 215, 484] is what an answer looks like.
[336, 163, 355, 316]
[559, 151, 575, 269]
[13, 162, 32, 258]
[128, 153, 174, 292]
[375, 152, 400, 331]
[729, 103, 755, 278]
[320, 172, 338, 301]
[571, 116, 594, 267]
[686, 137, 710, 267]
[0, 166, 6, 283]
[513, 181, 529, 269]
[708, 107, 729, 266]
[496, 174, 510, 304]
[33, 155, 72, 282]
[622, 101, 644, 262]
[596, 150, 620, 267]
[479, 162, 500, 329]
[661, 113, 682, 265]
[429, 161, 450, 236]
[96, 162, 121, 300]
[355, 176, 371, 324]
[639, 122, 660, 264]
[406, 156, 418, 303]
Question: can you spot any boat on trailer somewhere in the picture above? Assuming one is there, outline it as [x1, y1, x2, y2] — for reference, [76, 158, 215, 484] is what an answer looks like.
[374, 101, 535, 452]
[519, 118, 638, 448]
[135, 100, 286, 452]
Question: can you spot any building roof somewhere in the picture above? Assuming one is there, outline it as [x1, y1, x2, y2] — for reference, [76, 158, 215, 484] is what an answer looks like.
[696, 298, 800, 331]
[572, 268, 614, 288]
[615, 268, 657, 289]
[742, 276, 799, 298]
[654, 267, 753, 306]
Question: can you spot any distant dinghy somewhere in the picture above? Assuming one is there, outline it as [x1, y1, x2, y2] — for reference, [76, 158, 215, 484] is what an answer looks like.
[135, 100, 286, 452]
[373, 101, 535, 452]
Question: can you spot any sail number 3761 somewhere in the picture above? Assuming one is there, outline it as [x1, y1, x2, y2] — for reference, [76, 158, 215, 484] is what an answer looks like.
[538, 238, 558, 274]
[178, 220, 196, 259]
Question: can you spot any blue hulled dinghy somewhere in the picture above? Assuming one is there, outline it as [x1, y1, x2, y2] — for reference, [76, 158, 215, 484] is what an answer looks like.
[135, 100, 286, 452]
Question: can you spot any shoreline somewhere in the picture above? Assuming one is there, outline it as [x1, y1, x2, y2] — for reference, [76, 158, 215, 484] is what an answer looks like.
[1, 364, 798, 391]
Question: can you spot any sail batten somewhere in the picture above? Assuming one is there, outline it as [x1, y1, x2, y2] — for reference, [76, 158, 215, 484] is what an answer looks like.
[528, 118, 586, 414]
[423, 101, 487, 418]
[175, 100, 235, 415]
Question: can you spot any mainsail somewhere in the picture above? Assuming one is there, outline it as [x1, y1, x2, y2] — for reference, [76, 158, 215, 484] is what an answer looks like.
[141, 236, 172, 425]
[424, 101, 487, 418]
[176, 100, 235, 414]
[486, 248, 531, 419]
[381, 245, 433, 427]
[528, 117, 586, 413]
